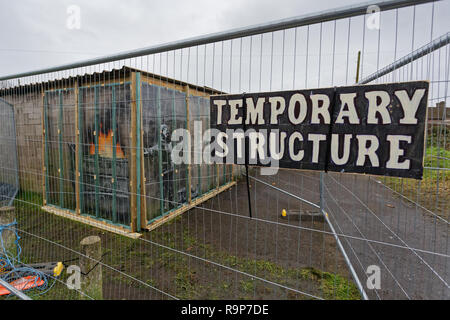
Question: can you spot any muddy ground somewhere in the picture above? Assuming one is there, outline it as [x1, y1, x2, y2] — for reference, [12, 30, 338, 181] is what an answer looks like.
[12, 170, 359, 300]
[9, 168, 448, 300]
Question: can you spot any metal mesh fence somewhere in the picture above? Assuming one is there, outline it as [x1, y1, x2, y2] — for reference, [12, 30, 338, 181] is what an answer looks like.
[0, 0, 448, 300]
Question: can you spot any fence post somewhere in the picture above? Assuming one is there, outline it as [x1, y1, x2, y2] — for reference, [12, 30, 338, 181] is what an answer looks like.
[0, 206, 17, 257]
[319, 172, 325, 212]
[80, 235, 103, 300]
[319, 173, 369, 300]
[184, 85, 192, 204]
[130, 72, 138, 232]
[74, 81, 81, 215]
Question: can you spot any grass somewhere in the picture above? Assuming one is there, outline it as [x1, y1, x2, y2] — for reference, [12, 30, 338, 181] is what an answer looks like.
[2, 191, 361, 300]
[147, 227, 360, 300]
[382, 144, 449, 220]
[424, 146, 450, 179]
[299, 268, 361, 300]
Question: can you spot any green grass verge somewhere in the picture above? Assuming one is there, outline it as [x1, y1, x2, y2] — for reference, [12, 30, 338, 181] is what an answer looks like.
[382, 145, 449, 220]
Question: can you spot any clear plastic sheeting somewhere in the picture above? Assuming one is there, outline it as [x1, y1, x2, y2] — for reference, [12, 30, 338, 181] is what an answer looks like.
[0, 98, 19, 207]
[77, 83, 132, 226]
[142, 83, 232, 223]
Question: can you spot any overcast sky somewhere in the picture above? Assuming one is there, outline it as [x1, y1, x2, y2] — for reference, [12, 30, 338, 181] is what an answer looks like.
[0, 0, 361, 74]
[0, 0, 449, 94]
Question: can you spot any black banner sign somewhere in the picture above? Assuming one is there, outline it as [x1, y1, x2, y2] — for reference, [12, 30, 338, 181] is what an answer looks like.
[210, 81, 429, 179]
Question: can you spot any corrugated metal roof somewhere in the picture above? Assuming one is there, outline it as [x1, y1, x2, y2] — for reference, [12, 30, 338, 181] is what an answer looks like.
[0, 66, 224, 96]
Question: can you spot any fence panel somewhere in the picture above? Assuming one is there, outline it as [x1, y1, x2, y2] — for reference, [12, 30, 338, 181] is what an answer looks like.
[0, 0, 448, 300]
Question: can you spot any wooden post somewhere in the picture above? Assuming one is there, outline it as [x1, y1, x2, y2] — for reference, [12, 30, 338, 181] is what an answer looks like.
[216, 165, 220, 189]
[130, 72, 138, 232]
[140, 94, 147, 229]
[0, 207, 16, 256]
[74, 81, 81, 215]
[135, 72, 142, 231]
[80, 235, 102, 300]
[41, 90, 47, 206]
[184, 85, 192, 204]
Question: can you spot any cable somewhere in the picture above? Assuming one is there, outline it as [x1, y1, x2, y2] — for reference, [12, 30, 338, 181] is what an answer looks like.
[0, 220, 59, 298]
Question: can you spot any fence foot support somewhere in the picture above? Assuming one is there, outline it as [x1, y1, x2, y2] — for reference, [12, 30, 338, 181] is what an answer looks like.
[281, 209, 324, 222]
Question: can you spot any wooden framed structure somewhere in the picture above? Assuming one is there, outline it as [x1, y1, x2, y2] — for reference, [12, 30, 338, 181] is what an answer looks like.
[0, 66, 235, 237]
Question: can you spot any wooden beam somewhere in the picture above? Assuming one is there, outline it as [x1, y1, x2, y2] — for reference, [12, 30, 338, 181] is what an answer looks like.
[74, 81, 81, 215]
[216, 165, 220, 189]
[139, 83, 147, 229]
[146, 181, 236, 232]
[130, 72, 138, 232]
[42, 206, 141, 239]
[141, 74, 211, 98]
[184, 85, 192, 204]
[135, 72, 142, 231]
[41, 89, 46, 206]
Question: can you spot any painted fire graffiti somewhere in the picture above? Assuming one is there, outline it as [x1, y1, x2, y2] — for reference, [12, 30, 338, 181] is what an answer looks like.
[89, 123, 125, 159]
